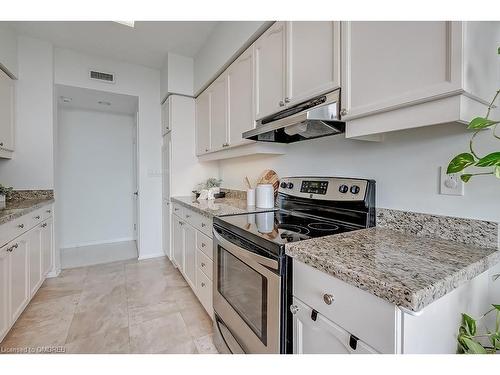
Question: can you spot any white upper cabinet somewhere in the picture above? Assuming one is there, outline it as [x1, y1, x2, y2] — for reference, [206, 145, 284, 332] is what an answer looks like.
[209, 74, 228, 150]
[195, 91, 211, 155]
[227, 46, 255, 148]
[254, 21, 287, 120]
[0, 68, 15, 158]
[161, 96, 171, 135]
[286, 21, 341, 106]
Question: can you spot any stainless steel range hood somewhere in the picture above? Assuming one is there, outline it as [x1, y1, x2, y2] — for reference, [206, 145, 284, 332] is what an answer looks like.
[243, 89, 345, 143]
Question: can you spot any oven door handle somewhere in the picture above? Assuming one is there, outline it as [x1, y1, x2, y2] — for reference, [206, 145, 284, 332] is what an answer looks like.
[213, 228, 279, 271]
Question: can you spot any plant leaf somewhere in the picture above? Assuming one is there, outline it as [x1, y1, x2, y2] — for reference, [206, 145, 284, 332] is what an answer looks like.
[495, 166, 500, 179]
[462, 313, 477, 336]
[493, 304, 500, 311]
[461, 174, 473, 183]
[461, 337, 487, 354]
[447, 153, 476, 173]
[467, 117, 500, 130]
[475, 152, 500, 167]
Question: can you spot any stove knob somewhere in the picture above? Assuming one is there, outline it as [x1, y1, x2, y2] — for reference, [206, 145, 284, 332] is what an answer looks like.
[338, 184, 349, 193]
[280, 182, 287, 188]
[287, 182, 294, 189]
[350, 185, 360, 194]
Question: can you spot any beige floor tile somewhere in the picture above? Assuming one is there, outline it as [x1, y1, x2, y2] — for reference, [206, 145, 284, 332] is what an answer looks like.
[129, 312, 197, 354]
[194, 334, 219, 354]
[180, 306, 214, 339]
[128, 300, 181, 326]
[64, 327, 130, 354]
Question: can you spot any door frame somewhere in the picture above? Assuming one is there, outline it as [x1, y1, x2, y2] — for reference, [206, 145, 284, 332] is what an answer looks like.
[162, 132, 172, 259]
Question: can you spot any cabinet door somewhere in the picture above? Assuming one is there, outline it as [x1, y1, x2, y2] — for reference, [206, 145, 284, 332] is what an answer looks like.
[28, 226, 43, 296]
[286, 21, 341, 106]
[0, 68, 15, 152]
[162, 135, 171, 257]
[341, 21, 461, 120]
[209, 75, 228, 150]
[254, 21, 286, 120]
[292, 297, 378, 354]
[161, 97, 172, 135]
[8, 237, 29, 323]
[41, 219, 53, 276]
[183, 225, 196, 289]
[195, 91, 211, 155]
[172, 217, 184, 270]
[0, 249, 9, 341]
[227, 46, 255, 148]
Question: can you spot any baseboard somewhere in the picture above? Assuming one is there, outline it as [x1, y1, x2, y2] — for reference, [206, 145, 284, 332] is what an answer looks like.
[61, 237, 135, 249]
[137, 252, 166, 261]
[46, 268, 61, 278]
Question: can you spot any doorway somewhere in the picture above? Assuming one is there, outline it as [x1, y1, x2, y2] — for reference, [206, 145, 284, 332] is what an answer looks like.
[55, 84, 140, 268]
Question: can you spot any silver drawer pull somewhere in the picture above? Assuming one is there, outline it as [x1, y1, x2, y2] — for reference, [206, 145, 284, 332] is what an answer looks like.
[201, 243, 206, 248]
[201, 223, 206, 227]
[201, 262, 205, 267]
[34, 215, 41, 219]
[17, 224, 24, 229]
[46, 209, 51, 213]
[41, 223, 47, 228]
[185, 214, 191, 218]
[201, 282, 205, 287]
[174, 208, 179, 211]
[290, 304, 299, 314]
[6, 243, 19, 252]
[323, 293, 334, 305]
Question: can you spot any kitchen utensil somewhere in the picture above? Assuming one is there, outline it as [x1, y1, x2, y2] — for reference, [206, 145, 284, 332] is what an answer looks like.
[247, 188, 255, 206]
[244, 176, 252, 189]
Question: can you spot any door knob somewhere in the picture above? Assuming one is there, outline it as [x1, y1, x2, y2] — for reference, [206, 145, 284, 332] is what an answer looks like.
[340, 109, 348, 116]
[133, 191, 139, 196]
[323, 293, 334, 305]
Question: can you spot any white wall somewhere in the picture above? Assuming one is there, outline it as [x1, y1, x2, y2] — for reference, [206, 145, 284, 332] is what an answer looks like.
[58, 108, 135, 248]
[193, 21, 270, 94]
[0, 36, 54, 189]
[219, 124, 500, 222]
[54, 47, 162, 259]
[0, 26, 18, 78]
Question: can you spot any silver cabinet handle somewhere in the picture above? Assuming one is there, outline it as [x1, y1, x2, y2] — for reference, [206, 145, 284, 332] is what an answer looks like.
[290, 304, 299, 314]
[323, 293, 334, 305]
[41, 223, 48, 228]
[174, 208, 179, 211]
[185, 214, 191, 219]
[201, 242, 206, 247]
[34, 215, 41, 219]
[201, 223, 206, 228]
[279, 100, 285, 107]
[17, 224, 24, 229]
[46, 209, 52, 213]
[6, 243, 19, 252]
[178, 221, 184, 226]
[0, 142, 4, 147]
[284, 97, 290, 103]
[340, 109, 348, 116]
[201, 282, 206, 287]
[201, 262, 206, 267]
[205, 148, 209, 152]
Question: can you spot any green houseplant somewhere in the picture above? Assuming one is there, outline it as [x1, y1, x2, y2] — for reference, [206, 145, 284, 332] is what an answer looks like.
[0, 184, 13, 209]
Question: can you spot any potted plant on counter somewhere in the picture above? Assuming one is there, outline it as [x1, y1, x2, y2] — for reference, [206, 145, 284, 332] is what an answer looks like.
[0, 184, 13, 209]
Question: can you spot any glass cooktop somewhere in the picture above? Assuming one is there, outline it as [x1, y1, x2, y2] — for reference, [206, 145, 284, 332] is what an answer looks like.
[217, 210, 361, 246]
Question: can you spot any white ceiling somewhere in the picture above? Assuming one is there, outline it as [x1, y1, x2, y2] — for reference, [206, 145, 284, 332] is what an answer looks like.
[6, 21, 219, 68]
[56, 84, 138, 115]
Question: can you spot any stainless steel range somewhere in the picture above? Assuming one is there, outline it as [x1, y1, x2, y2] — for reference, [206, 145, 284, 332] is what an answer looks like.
[212, 176, 376, 354]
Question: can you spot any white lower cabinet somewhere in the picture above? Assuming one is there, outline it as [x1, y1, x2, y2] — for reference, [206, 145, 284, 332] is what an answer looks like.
[0, 206, 55, 343]
[292, 297, 378, 354]
[172, 206, 214, 318]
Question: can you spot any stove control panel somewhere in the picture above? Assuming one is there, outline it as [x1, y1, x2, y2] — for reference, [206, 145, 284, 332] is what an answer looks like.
[279, 177, 370, 201]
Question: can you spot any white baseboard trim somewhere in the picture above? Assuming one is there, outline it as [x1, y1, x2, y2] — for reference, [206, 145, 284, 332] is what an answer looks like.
[61, 237, 135, 250]
[46, 268, 61, 278]
[138, 252, 166, 261]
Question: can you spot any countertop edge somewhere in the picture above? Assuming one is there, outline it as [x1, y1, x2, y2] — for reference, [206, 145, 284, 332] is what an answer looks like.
[0, 199, 55, 226]
[171, 197, 214, 218]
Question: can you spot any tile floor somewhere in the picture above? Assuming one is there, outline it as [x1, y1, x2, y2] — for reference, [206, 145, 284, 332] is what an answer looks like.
[0, 257, 219, 354]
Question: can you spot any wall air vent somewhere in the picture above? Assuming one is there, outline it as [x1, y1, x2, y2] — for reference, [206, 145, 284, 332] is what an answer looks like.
[89, 70, 115, 83]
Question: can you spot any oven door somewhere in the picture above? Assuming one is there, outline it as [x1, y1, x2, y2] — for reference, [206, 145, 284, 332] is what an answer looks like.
[213, 226, 281, 354]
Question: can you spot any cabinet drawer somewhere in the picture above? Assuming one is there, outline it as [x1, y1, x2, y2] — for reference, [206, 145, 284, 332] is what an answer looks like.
[196, 267, 213, 318]
[197, 249, 213, 280]
[196, 231, 213, 260]
[172, 202, 184, 217]
[293, 259, 398, 354]
[0, 215, 29, 248]
[197, 214, 213, 237]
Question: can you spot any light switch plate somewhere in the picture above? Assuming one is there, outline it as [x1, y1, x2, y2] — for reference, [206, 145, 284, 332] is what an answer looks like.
[440, 166, 464, 196]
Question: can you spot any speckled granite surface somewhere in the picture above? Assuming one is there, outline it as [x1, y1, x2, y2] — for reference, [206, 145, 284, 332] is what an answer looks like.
[285, 227, 500, 311]
[172, 196, 275, 218]
[6, 189, 54, 202]
[0, 198, 54, 226]
[377, 208, 499, 249]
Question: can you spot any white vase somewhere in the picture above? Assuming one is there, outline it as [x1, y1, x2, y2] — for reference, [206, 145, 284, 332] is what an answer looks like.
[0, 194, 5, 210]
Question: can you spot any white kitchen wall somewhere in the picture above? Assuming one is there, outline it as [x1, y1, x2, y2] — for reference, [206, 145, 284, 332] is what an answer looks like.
[54, 47, 162, 259]
[220, 124, 500, 222]
[193, 21, 270, 94]
[0, 36, 54, 189]
[58, 108, 135, 248]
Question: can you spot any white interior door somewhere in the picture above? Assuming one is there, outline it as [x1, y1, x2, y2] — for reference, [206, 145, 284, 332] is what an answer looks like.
[132, 114, 139, 250]
[162, 133, 171, 258]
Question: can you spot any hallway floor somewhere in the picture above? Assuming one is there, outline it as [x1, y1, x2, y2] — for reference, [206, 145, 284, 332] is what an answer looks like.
[0, 257, 218, 354]
[61, 240, 138, 269]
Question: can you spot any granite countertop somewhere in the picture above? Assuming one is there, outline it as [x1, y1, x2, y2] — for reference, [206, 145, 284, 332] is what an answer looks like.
[0, 198, 55, 226]
[285, 227, 500, 312]
[171, 196, 276, 217]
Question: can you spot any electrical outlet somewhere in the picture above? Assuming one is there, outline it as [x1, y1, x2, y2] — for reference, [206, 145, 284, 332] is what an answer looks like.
[440, 166, 464, 196]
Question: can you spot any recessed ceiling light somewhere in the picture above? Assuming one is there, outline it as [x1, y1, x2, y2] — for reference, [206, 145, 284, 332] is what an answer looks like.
[60, 96, 72, 103]
[98, 101, 112, 106]
[114, 21, 135, 28]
